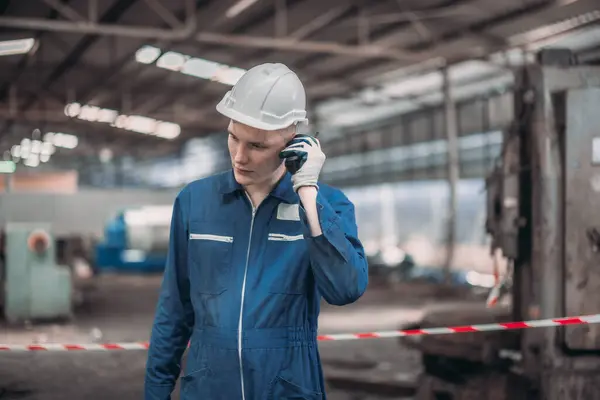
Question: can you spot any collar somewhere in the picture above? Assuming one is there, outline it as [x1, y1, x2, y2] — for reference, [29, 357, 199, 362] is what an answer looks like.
[218, 169, 297, 204]
[218, 169, 243, 195]
[270, 171, 297, 203]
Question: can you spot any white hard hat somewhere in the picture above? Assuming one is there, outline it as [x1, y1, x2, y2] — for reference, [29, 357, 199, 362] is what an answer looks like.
[216, 63, 308, 131]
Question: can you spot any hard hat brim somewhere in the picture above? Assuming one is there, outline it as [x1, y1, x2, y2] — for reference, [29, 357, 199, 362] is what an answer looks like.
[216, 98, 305, 131]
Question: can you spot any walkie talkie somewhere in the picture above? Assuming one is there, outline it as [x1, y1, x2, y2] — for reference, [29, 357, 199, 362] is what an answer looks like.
[280, 132, 319, 174]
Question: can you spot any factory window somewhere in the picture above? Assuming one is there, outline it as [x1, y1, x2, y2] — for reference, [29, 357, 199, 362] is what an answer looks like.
[409, 114, 430, 144]
[459, 99, 486, 136]
[364, 129, 383, 151]
[349, 133, 364, 154]
[390, 122, 405, 147]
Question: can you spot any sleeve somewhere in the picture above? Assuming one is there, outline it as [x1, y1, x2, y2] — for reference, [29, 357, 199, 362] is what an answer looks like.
[299, 189, 369, 306]
[144, 191, 195, 400]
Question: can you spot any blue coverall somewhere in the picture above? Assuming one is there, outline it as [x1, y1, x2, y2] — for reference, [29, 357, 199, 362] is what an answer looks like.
[144, 169, 369, 400]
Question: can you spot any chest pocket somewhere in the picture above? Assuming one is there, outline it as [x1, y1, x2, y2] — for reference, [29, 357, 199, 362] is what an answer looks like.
[188, 219, 234, 295]
[264, 219, 309, 295]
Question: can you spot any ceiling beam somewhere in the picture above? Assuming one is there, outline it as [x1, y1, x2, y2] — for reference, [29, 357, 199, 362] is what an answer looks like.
[71, 0, 222, 109]
[0, 0, 197, 40]
[91, 0, 387, 115]
[40, 0, 86, 22]
[0, 0, 142, 132]
[143, 0, 184, 29]
[193, 31, 423, 61]
[130, 0, 397, 115]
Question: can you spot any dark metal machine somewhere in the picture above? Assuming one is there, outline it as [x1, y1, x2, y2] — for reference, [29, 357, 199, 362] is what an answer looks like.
[502, 49, 600, 400]
[409, 49, 600, 399]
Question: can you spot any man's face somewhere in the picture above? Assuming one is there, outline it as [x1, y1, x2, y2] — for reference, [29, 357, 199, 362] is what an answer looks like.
[228, 121, 294, 187]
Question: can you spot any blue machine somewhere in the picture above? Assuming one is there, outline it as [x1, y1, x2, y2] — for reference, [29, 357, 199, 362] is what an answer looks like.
[94, 206, 172, 273]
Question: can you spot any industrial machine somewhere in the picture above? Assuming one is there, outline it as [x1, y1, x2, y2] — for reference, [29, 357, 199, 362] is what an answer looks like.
[2, 223, 72, 324]
[403, 49, 600, 399]
[94, 205, 172, 273]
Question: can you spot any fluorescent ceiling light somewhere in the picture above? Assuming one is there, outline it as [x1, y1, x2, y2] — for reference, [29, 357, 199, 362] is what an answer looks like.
[24, 155, 39, 168]
[46, 132, 78, 149]
[226, 0, 260, 19]
[10, 145, 21, 158]
[154, 121, 181, 140]
[0, 38, 36, 56]
[9, 131, 75, 167]
[41, 141, 55, 155]
[156, 51, 187, 71]
[213, 66, 247, 86]
[64, 102, 181, 140]
[181, 58, 221, 79]
[135, 45, 161, 64]
[136, 46, 247, 86]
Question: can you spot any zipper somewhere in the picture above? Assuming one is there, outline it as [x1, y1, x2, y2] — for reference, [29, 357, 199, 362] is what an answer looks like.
[267, 233, 304, 241]
[238, 192, 256, 400]
[189, 233, 234, 243]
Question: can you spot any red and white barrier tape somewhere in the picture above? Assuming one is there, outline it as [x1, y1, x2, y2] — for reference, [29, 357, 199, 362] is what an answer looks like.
[1, 314, 599, 351]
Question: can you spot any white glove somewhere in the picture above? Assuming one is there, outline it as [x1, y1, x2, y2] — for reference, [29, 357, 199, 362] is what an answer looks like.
[279, 134, 326, 192]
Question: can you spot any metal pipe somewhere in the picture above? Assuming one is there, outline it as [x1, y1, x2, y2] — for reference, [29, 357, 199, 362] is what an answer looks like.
[41, 0, 85, 22]
[357, 8, 369, 45]
[143, 0, 183, 29]
[340, 6, 484, 26]
[395, 0, 432, 42]
[442, 66, 460, 284]
[195, 32, 422, 61]
[275, 0, 287, 37]
[89, 0, 97, 22]
[289, 5, 351, 39]
[0, 0, 197, 40]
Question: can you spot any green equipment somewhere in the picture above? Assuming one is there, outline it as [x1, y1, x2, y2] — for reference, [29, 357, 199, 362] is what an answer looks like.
[3, 223, 72, 323]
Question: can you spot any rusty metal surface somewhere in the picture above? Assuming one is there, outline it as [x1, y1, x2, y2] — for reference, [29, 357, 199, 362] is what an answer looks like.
[543, 370, 600, 400]
[563, 87, 600, 351]
[527, 65, 600, 356]
[509, 63, 600, 399]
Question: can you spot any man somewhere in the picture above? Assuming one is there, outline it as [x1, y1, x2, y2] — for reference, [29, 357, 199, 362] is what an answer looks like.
[144, 63, 368, 400]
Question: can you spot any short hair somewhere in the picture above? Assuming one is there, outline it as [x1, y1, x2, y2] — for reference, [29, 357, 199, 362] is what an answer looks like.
[276, 123, 296, 142]
[280, 123, 297, 135]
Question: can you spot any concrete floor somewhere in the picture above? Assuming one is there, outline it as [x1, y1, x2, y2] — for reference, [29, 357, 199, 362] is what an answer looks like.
[0, 274, 431, 400]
